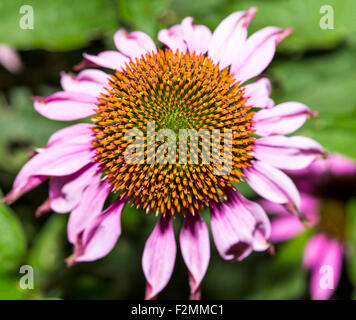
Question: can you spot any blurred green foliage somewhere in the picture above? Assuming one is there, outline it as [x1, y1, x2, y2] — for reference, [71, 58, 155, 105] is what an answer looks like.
[0, 0, 356, 300]
[0, 0, 117, 50]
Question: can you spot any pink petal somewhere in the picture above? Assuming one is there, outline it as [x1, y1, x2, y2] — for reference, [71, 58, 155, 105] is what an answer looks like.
[60, 69, 108, 96]
[3, 138, 93, 204]
[303, 234, 329, 269]
[326, 154, 356, 176]
[239, 194, 271, 251]
[261, 193, 320, 219]
[34, 91, 98, 121]
[114, 29, 156, 59]
[142, 215, 176, 300]
[158, 25, 186, 53]
[300, 193, 320, 225]
[259, 199, 290, 216]
[158, 17, 212, 55]
[49, 163, 99, 213]
[253, 102, 315, 136]
[262, 194, 320, 242]
[210, 190, 270, 261]
[209, 8, 256, 69]
[245, 161, 301, 212]
[254, 135, 324, 170]
[67, 175, 111, 244]
[28, 144, 93, 177]
[3, 175, 47, 204]
[0, 45, 22, 73]
[270, 215, 305, 242]
[244, 77, 274, 109]
[308, 236, 343, 300]
[47, 123, 93, 147]
[179, 214, 210, 299]
[35, 198, 52, 217]
[231, 27, 293, 83]
[180, 17, 212, 54]
[82, 51, 129, 70]
[290, 154, 356, 183]
[68, 198, 126, 264]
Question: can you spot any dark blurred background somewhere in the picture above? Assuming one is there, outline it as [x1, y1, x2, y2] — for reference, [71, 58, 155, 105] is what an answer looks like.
[0, 0, 355, 299]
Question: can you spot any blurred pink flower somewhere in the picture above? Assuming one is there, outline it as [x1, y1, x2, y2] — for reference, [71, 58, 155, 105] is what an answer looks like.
[0, 45, 22, 73]
[262, 154, 356, 300]
[3, 8, 323, 299]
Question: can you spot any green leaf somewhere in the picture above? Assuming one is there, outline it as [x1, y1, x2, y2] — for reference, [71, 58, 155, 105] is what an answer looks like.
[0, 191, 26, 274]
[27, 214, 66, 283]
[0, 277, 27, 299]
[246, 267, 306, 300]
[271, 46, 356, 159]
[0, 0, 117, 51]
[246, 231, 312, 299]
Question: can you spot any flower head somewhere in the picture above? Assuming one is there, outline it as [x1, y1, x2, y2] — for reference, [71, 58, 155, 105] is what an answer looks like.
[263, 154, 356, 300]
[93, 49, 254, 215]
[3, 7, 323, 299]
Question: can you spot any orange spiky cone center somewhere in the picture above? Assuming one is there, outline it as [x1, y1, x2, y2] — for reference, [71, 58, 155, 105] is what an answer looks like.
[92, 49, 255, 216]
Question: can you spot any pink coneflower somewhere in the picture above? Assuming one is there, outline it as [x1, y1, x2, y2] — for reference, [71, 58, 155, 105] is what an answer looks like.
[263, 154, 356, 300]
[3, 8, 323, 299]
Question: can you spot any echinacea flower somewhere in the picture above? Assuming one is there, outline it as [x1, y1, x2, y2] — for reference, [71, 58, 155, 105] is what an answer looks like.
[3, 8, 324, 299]
[262, 154, 356, 300]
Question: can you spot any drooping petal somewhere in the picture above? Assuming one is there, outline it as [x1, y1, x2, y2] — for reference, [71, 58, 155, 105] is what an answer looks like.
[253, 102, 315, 136]
[158, 17, 212, 55]
[210, 190, 270, 261]
[82, 51, 129, 70]
[254, 135, 324, 170]
[245, 161, 301, 213]
[34, 91, 98, 121]
[0, 45, 22, 73]
[244, 77, 274, 109]
[60, 69, 108, 96]
[67, 175, 111, 244]
[230, 26, 293, 83]
[209, 8, 256, 69]
[114, 29, 156, 59]
[211, 202, 253, 261]
[307, 235, 343, 300]
[142, 215, 176, 300]
[3, 138, 94, 204]
[49, 163, 99, 213]
[68, 198, 126, 264]
[179, 214, 210, 299]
